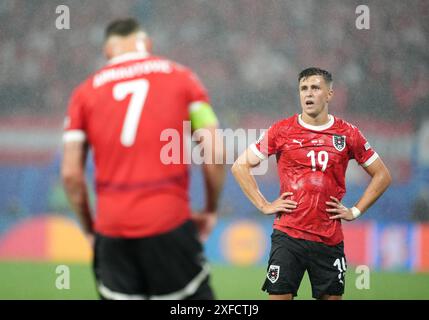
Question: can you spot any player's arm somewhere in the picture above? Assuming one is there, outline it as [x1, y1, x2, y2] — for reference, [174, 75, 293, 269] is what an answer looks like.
[327, 157, 391, 221]
[61, 140, 94, 236]
[231, 148, 297, 215]
[194, 125, 225, 213]
[190, 102, 226, 241]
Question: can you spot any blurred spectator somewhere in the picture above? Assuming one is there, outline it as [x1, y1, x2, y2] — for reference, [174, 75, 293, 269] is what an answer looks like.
[0, 0, 428, 226]
[0, 0, 427, 125]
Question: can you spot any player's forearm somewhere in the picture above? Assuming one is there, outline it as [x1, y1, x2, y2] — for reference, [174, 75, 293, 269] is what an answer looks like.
[199, 126, 226, 212]
[231, 162, 269, 211]
[354, 169, 392, 214]
[202, 163, 225, 212]
[63, 176, 93, 234]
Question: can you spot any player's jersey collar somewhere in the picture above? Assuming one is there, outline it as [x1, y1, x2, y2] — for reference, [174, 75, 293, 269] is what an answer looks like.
[298, 114, 334, 131]
[107, 51, 149, 65]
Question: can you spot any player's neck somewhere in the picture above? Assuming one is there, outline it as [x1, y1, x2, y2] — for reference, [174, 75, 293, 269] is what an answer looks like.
[300, 112, 330, 127]
[107, 50, 149, 65]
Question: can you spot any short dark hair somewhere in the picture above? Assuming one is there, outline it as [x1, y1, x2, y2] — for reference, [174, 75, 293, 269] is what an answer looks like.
[105, 18, 141, 39]
[298, 67, 333, 85]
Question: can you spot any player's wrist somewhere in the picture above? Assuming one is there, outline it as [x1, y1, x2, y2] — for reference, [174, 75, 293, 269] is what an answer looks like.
[259, 200, 270, 212]
[351, 206, 362, 219]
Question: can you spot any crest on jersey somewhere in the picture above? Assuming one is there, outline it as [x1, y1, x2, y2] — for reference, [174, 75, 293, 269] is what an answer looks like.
[333, 135, 346, 151]
[267, 265, 280, 283]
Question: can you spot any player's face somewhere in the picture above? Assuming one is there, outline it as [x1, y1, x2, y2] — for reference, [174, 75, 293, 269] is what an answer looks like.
[299, 75, 333, 117]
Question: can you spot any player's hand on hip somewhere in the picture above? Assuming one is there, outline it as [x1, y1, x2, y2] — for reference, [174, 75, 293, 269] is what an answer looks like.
[326, 196, 355, 221]
[261, 192, 297, 215]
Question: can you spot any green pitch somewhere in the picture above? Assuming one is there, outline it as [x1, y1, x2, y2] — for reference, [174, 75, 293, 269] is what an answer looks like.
[0, 261, 428, 300]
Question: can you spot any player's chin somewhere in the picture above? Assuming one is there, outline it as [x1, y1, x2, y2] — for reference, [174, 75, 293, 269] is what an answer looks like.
[302, 104, 320, 114]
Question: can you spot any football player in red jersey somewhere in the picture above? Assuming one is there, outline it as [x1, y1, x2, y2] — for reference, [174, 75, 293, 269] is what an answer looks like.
[232, 67, 391, 300]
[61, 18, 225, 300]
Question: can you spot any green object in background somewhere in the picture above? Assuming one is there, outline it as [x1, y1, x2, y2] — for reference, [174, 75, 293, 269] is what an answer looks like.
[0, 262, 428, 300]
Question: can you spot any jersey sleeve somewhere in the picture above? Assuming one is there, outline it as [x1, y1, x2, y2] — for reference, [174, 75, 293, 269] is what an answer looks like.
[350, 127, 378, 167]
[249, 123, 280, 160]
[187, 71, 210, 104]
[63, 86, 87, 143]
[186, 71, 219, 130]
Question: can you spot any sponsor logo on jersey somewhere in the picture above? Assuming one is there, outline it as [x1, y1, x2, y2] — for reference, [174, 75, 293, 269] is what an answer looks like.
[292, 139, 304, 147]
[267, 265, 280, 283]
[333, 135, 346, 151]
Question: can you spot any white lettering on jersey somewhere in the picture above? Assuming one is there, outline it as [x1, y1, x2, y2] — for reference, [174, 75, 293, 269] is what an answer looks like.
[93, 60, 172, 88]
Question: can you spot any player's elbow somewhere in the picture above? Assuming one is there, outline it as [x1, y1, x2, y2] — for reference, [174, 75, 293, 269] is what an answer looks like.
[383, 168, 393, 188]
[377, 166, 392, 190]
[231, 158, 248, 177]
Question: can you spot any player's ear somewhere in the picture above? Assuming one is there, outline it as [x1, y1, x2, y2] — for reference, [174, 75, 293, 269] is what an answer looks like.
[327, 87, 334, 102]
[135, 32, 150, 53]
[145, 36, 152, 53]
[103, 38, 114, 60]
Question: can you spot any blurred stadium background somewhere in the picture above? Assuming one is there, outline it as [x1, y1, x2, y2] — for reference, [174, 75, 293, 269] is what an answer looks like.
[0, 0, 428, 299]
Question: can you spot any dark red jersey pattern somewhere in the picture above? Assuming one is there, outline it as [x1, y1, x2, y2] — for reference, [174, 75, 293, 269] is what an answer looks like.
[64, 53, 210, 238]
[252, 114, 378, 245]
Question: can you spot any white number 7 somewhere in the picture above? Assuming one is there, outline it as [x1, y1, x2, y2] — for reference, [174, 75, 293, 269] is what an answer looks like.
[113, 79, 149, 147]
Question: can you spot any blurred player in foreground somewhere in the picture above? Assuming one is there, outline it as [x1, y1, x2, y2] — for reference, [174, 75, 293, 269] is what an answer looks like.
[62, 18, 225, 300]
[232, 67, 391, 300]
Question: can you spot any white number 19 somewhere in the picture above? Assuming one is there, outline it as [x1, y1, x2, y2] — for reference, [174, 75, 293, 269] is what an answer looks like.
[113, 79, 149, 147]
[306, 150, 329, 172]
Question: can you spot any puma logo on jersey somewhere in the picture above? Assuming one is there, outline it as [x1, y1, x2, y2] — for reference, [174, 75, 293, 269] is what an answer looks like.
[292, 139, 304, 147]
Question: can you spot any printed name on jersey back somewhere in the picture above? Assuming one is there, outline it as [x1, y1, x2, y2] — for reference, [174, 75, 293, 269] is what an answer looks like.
[93, 59, 172, 88]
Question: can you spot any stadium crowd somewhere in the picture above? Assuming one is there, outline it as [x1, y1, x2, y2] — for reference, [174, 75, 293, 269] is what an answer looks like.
[1, 0, 428, 128]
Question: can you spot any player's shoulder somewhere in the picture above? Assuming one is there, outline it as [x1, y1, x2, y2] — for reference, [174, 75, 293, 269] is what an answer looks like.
[154, 56, 194, 75]
[70, 77, 92, 100]
[270, 114, 299, 130]
[165, 60, 205, 86]
[264, 115, 298, 139]
[333, 115, 360, 133]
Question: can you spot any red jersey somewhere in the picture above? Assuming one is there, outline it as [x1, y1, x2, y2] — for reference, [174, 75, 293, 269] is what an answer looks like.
[252, 114, 378, 245]
[63, 52, 210, 238]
